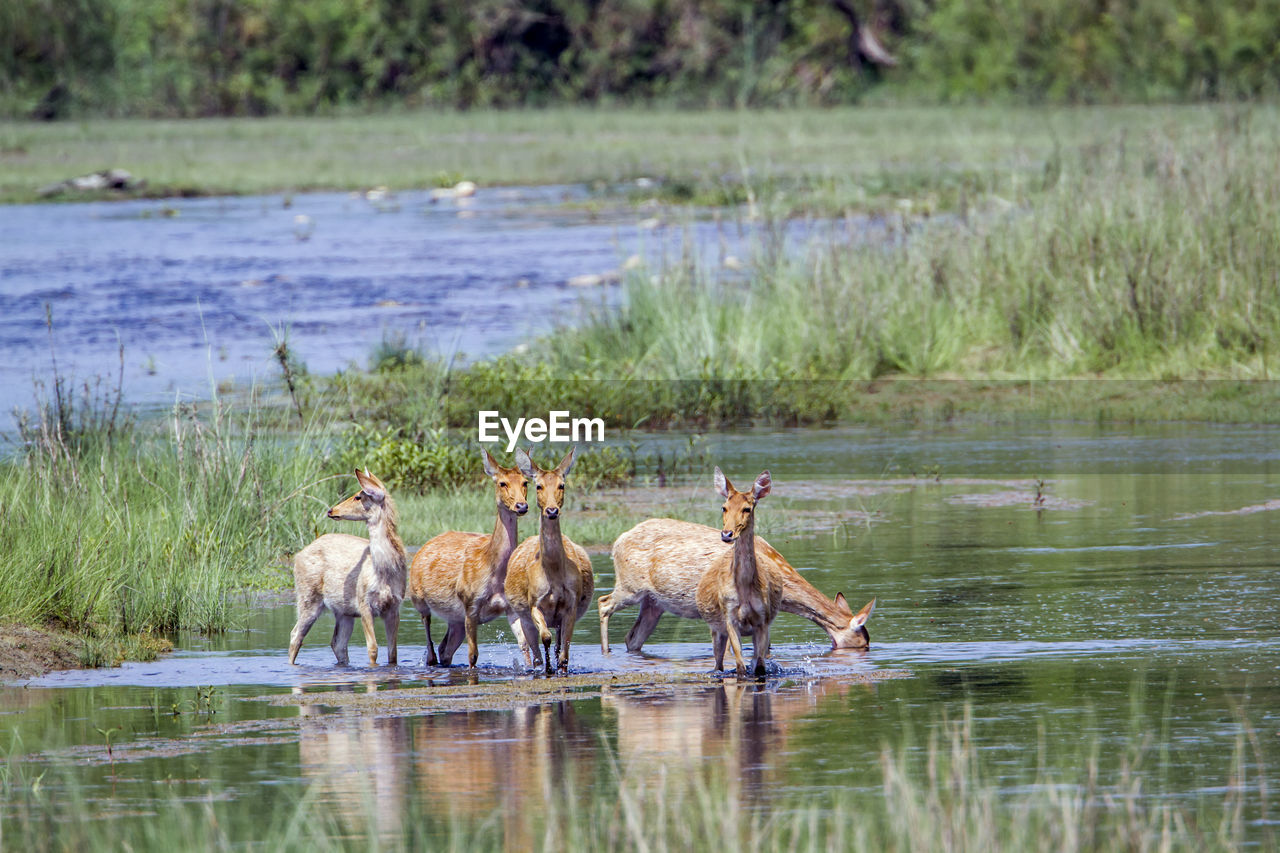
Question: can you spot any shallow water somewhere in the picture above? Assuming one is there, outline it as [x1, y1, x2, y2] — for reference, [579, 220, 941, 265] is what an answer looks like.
[4, 423, 1278, 844]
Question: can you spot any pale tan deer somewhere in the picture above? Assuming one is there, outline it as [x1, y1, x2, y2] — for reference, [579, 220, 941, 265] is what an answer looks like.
[407, 447, 529, 667]
[504, 446, 594, 673]
[601, 519, 875, 654]
[694, 468, 784, 677]
[288, 470, 406, 666]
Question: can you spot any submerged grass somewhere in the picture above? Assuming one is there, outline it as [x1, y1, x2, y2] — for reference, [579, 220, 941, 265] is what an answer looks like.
[0, 704, 1267, 850]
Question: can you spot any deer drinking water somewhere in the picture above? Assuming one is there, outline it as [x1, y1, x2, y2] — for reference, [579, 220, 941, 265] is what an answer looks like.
[601, 519, 875, 654]
[504, 446, 594, 673]
[407, 447, 529, 667]
[288, 470, 406, 667]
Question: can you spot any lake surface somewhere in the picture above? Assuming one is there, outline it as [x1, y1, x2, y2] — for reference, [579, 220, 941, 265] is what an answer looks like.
[0, 187, 866, 418]
[4, 423, 1277, 845]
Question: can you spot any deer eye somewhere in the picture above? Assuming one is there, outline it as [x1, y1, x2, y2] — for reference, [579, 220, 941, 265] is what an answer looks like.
[536, 484, 543, 490]
[721, 505, 728, 513]
[743, 507, 751, 514]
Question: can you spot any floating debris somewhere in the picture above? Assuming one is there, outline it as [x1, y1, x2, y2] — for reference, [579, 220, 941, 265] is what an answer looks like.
[429, 180, 477, 202]
[566, 271, 621, 287]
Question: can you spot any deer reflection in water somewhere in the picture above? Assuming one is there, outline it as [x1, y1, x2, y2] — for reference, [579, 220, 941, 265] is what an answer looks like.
[291, 673, 875, 848]
[603, 676, 876, 805]
[413, 700, 596, 851]
[294, 679, 410, 841]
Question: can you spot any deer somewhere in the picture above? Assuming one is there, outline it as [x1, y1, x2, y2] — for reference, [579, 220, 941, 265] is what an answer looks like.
[407, 447, 529, 667]
[693, 468, 784, 677]
[504, 445, 594, 674]
[289, 469, 406, 667]
[600, 519, 875, 654]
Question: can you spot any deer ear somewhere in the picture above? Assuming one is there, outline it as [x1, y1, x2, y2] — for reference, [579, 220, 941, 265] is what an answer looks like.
[851, 597, 876, 630]
[355, 469, 386, 502]
[514, 447, 535, 478]
[481, 446, 498, 478]
[834, 592, 851, 614]
[752, 470, 772, 500]
[555, 444, 577, 478]
[713, 466, 731, 498]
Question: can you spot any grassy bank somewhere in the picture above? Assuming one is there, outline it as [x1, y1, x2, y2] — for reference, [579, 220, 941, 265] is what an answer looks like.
[532, 111, 1280, 381]
[1, 705, 1266, 850]
[1, 104, 1270, 204]
[0, 387, 330, 665]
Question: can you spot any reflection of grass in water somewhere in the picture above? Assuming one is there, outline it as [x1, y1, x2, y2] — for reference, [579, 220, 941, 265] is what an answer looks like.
[0, 704, 1266, 850]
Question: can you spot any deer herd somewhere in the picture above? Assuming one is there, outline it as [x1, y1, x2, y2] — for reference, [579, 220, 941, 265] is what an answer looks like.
[289, 446, 875, 677]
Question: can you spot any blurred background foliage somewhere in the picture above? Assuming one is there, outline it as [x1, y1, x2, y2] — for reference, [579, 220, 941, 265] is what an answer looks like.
[2, 0, 1278, 118]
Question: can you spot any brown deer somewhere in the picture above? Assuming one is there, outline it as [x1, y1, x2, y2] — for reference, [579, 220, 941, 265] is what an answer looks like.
[601, 519, 874, 654]
[504, 446, 594, 673]
[694, 468, 784, 677]
[288, 470, 406, 666]
[407, 447, 529, 667]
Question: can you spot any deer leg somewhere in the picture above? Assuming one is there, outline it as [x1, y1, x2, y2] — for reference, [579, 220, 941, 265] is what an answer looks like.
[527, 607, 552, 676]
[711, 629, 728, 672]
[359, 607, 379, 666]
[419, 608, 438, 666]
[438, 622, 465, 666]
[465, 611, 480, 668]
[624, 598, 664, 653]
[725, 621, 747, 677]
[751, 623, 770, 679]
[530, 607, 553, 672]
[557, 607, 577, 672]
[331, 615, 355, 666]
[288, 599, 325, 665]
[383, 606, 400, 666]
[508, 612, 534, 666]
[597, 593, 615, 654]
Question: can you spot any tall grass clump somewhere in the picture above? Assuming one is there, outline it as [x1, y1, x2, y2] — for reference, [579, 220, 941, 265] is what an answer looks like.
[0, 386, 329, 650]
[538, 111, 1280, 383]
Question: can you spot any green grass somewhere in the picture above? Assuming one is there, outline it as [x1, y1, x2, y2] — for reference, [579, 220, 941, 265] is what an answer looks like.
[530, 107, 1280, 383]
[0, 388, 330, 648]
[0, 104, 1268, 205]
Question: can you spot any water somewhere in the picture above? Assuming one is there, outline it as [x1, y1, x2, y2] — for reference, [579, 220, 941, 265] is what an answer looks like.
[4, 424, 1278, 844]
[0, 187, 851, 416]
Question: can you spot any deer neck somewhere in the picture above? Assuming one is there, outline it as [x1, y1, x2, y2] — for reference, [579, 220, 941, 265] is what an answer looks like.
[539, 514, 570, 578]
[366, 500, 407, 581]
[483, 506, 520, 596]
[731, 519, 761, 603]
[779, 573, 843, 639]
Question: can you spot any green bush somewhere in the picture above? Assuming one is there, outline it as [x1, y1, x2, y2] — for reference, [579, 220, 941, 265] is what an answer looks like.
[336, 424, 633, 494]
[5, 0, 1280, 117]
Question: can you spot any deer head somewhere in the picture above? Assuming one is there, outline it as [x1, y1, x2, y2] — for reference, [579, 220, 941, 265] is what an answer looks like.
[518, 445, 577, 520]
[482, 447, 529, 516]
[714, 467, 771, 543]
[327, 469, 389, 521]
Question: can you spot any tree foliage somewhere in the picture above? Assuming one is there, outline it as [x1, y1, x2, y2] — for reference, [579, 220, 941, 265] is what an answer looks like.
[2, 0, 1278, 117]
